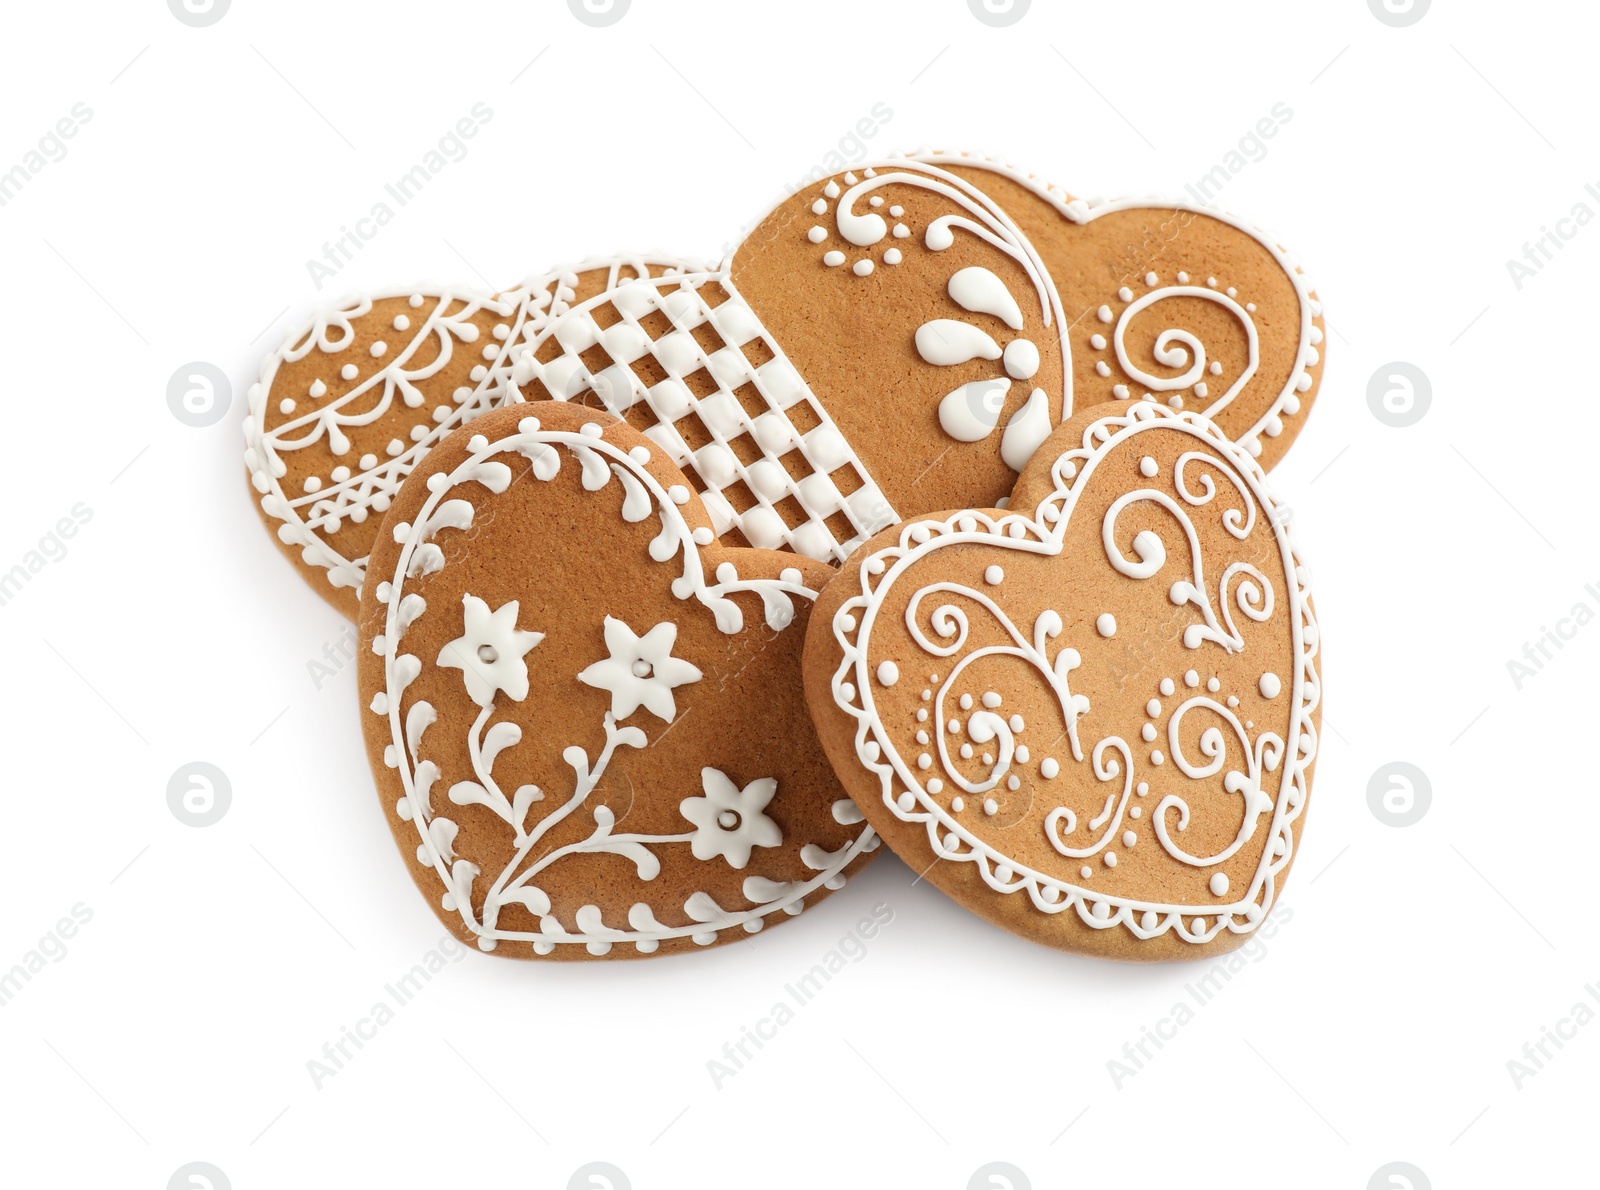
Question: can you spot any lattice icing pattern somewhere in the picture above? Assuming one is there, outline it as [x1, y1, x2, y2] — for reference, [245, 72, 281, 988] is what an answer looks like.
[511, 275, 898, 563]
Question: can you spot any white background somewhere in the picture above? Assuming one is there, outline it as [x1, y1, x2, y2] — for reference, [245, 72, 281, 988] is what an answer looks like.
[0, 1, 1592, 1187]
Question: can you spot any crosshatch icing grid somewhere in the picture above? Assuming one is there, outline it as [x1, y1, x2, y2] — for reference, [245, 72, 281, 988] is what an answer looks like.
[510, 274, 898, 563]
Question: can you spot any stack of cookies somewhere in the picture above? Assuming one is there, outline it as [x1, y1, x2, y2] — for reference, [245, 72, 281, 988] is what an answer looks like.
[244, 150, 1324, 963]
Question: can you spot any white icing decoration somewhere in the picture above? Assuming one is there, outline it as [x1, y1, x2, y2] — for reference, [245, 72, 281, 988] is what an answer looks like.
[938, 379, 1011, 442]
[1112, 287, 1259, 418]
[373, 420, 875, 952]
[680, 770, 783, 868]
[823, 402, 1318, 946]
[245, 256, 696, 598]
[1003, 339, 1039, 381]
[436, 595, 545, 707]
[513, 273, 895, 564]
[999, 388, 1052, 472]
[916, 320, 1002, 367]
[903, 148, 1324, 453]
[577, 617, 703, 723]
[794, 163, 1069, 466]
[948, 266, 1024, 330]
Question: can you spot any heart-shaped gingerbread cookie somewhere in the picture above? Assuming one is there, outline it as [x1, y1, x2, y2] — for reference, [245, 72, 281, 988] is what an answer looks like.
[904, 149, 1324, 470]
[359, 401, 876, 958]
[513, 155, 1322, 567]
[803, 400, 1320, 960]
[245, 256, 694, 616]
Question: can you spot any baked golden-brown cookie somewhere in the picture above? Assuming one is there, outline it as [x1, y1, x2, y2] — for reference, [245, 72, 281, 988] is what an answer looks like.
[245, 256, 695, 617]
[511, 154, 1323, 568]
[359, 401, 876, 959]
[907, 148, 1324, 472]
[803, 399, 1320, 961]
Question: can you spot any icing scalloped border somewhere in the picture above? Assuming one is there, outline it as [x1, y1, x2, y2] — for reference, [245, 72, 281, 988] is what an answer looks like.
[243, 255, 697, 599]
[371, 414, 877, 955]
[826, 402, 1320, 945]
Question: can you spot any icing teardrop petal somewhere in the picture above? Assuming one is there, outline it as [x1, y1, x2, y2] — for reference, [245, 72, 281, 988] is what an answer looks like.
[1000, 388, 1053, 471]
[938, 378, 1011, 443]
[949, 266, 1024, 330]
[915, 319, 1003, 367]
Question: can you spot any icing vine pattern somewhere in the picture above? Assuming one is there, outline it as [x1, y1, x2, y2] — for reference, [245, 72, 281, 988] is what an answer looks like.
[371, 416, 876, 955]
[827, 403, 1319, 945]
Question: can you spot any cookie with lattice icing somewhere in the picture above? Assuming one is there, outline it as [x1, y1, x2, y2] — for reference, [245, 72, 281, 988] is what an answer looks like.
[245, 256, 695, 617]
[802, 400, 1320, 960]
[511, 155, 1322, 566]
[359, 401, 877, 959]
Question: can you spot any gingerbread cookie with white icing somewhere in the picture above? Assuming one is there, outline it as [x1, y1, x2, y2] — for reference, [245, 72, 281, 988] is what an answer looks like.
[245, 256, 695, 617]
[511, 156, 1322, 568]
[905, 148, 1324, 471]
[802, 400, 1320, 961]
[359, 401, 877, 959]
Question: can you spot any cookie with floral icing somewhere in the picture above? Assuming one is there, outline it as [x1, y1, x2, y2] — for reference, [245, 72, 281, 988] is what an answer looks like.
[359, 401, 877, 959]
[905, 148, 1324, 471]
[245, 256, 695, 617]
[802, 401, 1320, 961]
[511, 155, 1322, 567]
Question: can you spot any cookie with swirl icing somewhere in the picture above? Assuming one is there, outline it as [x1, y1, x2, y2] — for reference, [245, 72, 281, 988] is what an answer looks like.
[359, 400, 877, 959]
[512, 155, 1322, 568]
[802, 400, 1320, 960]
[244, 256, 696, 617]
[905, 149, 1324, 471]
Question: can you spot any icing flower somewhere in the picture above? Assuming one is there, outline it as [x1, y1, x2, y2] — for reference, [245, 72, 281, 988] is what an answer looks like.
[916, 265, 1053, 471]
[680, 768, 783, 869]
[437, 595, 545, 707]
[578, 616, 703, 722]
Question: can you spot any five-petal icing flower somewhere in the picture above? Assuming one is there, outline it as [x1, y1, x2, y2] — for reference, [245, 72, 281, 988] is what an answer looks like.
[679, 768, 783, 869]
[578, 616, 703, 723]
[437, 594, 545, 707]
